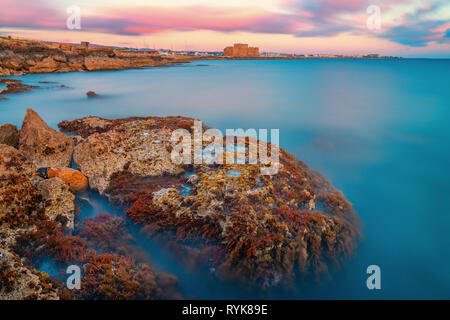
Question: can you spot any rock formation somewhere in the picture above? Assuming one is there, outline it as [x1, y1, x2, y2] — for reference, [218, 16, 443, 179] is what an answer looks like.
[59, 116, 196, 195]
[0, 245, 59, 300]
[0, 38, 169, 76]
[0, 111, 182, 300]
[60, 115, 361, 289]
[19, 109, 75, 169]
[0, 109, 361, 298]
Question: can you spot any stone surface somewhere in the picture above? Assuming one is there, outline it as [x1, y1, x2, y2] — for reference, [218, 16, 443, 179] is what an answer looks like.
[36, 177, 75, 230]
[60, 116, 198, 195]
[86, 90, 98, 98]
[0, 144, 44, 248]
[18, 109, 74, 169]
[45, 167, 89, 192]
[0, 123, 19, 147]
[0, 246, 59, 300]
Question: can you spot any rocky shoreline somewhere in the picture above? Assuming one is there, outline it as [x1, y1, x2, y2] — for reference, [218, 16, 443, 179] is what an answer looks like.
[0, 109, 360, 299]
[0, 38, 193, 76]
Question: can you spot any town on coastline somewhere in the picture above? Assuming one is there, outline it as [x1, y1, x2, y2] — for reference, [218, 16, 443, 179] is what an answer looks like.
[0, 35, 401, 63]
[0, 34, 401, 89]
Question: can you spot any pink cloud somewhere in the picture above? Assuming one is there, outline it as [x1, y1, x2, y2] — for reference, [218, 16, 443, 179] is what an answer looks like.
[77, 6, 308, 35]
[0, 0, 449, 51]
[0, 0, 65, 29]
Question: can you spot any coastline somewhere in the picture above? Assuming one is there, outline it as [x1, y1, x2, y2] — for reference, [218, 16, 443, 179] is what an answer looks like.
[0, 37, 204, 76]
[0, 37, 402, 77]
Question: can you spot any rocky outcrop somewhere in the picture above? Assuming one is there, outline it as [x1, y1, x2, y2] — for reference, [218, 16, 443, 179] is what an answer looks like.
[1, 109, 361, 296]
[0, 38, 169, 76]
[61, 116, 197, 194]
[19, 109, 74, 169]
[0, 112, 183, 300]
[0, 78, 39, 95]
[0, 123, 19, 147]
[0, 246, 59, 300]
[60, 115, 361, 289]
[36, 177, 75, 230]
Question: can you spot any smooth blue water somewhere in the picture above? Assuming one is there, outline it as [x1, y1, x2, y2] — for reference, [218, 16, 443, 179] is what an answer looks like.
[1, 59, 449, 299]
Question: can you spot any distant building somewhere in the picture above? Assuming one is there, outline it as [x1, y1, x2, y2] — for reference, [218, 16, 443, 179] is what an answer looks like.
[224, 43, 259, 57]
[80, 41, 90, 48]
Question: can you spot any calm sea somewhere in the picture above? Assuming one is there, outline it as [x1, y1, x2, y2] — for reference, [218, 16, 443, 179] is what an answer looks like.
[1, 59, 449, 299]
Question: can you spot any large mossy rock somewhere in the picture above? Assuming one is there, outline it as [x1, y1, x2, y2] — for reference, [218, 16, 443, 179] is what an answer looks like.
[60, 115, 361, 289]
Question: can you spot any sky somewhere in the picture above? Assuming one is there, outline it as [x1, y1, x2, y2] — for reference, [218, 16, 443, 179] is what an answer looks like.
[0, 0, 449, 57]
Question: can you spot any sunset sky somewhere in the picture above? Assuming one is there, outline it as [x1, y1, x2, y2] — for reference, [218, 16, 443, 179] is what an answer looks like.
[1, 0, 449, 57]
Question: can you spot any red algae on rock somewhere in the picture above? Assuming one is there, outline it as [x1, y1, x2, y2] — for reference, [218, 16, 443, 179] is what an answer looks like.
[61, 115, 361, 290]
[0, 245, 59, 300]
[0, 110, 182, 300]
[14, 215, 180, 300]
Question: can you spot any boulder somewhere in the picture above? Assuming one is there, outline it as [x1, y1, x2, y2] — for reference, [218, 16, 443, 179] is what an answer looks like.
[0, 124, 19, 148]
[18, 109, 74, 169]
[86, 90, 98, 98]
[38, 167, 88, 192]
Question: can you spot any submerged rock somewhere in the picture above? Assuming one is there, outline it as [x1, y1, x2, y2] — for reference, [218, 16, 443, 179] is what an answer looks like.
[0, 123, 19, 148]
[19, 109, 74, 169]
[60, 115, 361, 290]
[0, 78, 39, 95]
[86, 90, 98, 98]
